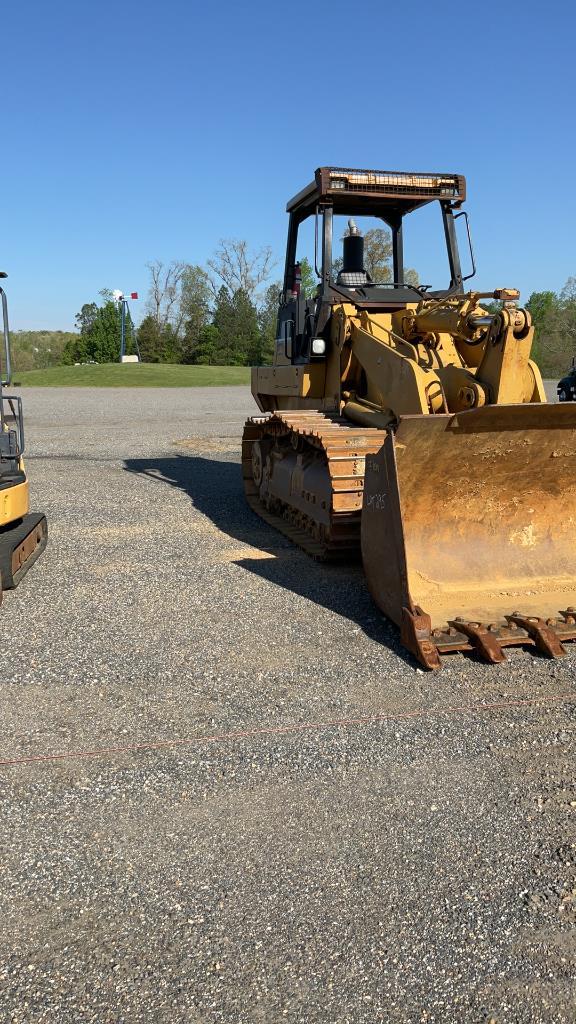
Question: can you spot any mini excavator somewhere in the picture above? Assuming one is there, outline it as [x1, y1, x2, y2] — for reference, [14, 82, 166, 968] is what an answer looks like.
[242, 167, 576, 668]
[0, 273, 46, 597]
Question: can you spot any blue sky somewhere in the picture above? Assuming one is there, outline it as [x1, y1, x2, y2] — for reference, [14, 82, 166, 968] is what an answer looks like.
[4, 0, 575, 329]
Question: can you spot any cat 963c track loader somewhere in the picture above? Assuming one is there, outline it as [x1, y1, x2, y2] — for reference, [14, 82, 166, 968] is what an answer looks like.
[0, 273, 47, 598]
[242, 166, 576, 669]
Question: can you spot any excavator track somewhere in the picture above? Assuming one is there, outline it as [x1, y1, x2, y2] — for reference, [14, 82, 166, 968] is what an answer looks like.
[242, 411, 385, 561]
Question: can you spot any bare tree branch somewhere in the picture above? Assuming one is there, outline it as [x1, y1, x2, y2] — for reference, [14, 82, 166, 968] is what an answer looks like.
[146, 259, 188, 335]
[207, 239, 275, 300]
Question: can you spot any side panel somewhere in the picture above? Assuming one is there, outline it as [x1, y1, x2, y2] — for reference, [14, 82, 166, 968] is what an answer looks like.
[0, 478, 29, 525]
[362, 434, 411, 627]
[252, 364, 330, 412]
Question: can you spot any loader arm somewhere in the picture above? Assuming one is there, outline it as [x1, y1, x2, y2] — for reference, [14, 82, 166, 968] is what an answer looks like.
[337, 291, 547, 426]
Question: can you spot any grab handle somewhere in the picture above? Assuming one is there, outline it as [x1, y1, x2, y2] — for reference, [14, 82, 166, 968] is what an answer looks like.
[0, 274, 12, 386]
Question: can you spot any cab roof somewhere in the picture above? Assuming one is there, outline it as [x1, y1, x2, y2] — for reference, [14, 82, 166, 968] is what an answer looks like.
[287, 166, 466, 222]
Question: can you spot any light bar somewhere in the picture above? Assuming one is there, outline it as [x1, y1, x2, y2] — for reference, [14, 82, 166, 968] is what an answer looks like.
[324, 167, 464, 201]
[287, 167, 467, 215]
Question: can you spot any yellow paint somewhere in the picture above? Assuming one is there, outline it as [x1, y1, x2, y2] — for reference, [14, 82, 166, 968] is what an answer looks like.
[0, 478, 28, 524]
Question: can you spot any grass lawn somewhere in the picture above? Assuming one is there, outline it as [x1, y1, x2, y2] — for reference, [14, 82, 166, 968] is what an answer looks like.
[14, 363, 252, 387]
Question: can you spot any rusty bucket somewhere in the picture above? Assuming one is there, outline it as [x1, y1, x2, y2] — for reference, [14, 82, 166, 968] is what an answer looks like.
[362, 403, 576, 667]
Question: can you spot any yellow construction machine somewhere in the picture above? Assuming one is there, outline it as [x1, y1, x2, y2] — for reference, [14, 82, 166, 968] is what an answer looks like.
[242, 167, 576, 668]
[0, 273, 47, 597]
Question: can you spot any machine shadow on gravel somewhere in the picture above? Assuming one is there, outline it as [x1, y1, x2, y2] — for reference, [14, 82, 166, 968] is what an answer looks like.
[124, 453, 416, 667]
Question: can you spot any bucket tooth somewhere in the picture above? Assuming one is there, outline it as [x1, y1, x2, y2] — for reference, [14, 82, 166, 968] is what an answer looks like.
[505, 613, 567, 659]
[400, 606, 442, 670]
[448, 620, 507, 664]
[559, 608, 576, 626]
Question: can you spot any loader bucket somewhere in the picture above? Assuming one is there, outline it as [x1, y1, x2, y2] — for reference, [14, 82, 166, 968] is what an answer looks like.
[362, 403, 576, 668]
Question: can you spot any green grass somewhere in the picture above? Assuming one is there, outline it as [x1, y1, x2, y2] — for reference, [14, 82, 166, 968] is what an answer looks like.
[14, 362, 251, 388]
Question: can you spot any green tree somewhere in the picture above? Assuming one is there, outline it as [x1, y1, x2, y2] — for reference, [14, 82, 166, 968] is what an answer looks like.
[75, 302, 99, 336]
[404, 267, 420, 288]
[159, 323, 181, 362]
[211, 286, 259, 365]
[557, 283, 576, 371]
[63, 301, 99, 362]
[123, 306, 138, 357]
[11, 330, 76, 371]
[137, 315, 163, 362]
[88, 300, 122, 363]
[137, 315, 181, 362]
[65, 296, 121, 363]
[526, 290, 564, 374]
[257, 282, 281, 365]
[62, 333, 89, 364]
[299, 257, 318, 299]
[363, 228, 392, 282]
[12, 348, 35, 372]
[526, 290, 558, 324]
[181, 265, 213, 363]
[193, 324, 221, 365]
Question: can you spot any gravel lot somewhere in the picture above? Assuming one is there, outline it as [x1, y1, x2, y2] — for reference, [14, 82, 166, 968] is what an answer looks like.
[0, 385, 574, 1023]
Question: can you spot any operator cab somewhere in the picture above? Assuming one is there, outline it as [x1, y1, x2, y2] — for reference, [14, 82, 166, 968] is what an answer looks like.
[279, 166, 473, 365]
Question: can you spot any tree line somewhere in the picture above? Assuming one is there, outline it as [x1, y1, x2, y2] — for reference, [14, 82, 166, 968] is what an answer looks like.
[63, 240, 290, 368]
[7, 231, 576, 378]
[64, 290, 139, 364]
[62, 231, 396, 368]
[9, 330, 77, 373]
[525, 278, 576, 377]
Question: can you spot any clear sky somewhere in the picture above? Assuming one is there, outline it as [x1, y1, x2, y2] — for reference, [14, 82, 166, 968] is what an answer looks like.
[4, 0, 575, 329]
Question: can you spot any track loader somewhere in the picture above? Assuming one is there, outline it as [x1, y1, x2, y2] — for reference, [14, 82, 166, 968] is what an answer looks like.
[242, 167, 576, 668]
[0, 273, 47, 598]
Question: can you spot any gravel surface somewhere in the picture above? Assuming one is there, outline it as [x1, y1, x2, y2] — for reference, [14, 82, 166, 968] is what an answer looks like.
[0, 385, 574, 1023]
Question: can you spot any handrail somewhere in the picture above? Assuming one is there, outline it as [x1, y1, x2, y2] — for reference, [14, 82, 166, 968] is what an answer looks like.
[455, 211, 476, 282]
[0, 285, 12, 386]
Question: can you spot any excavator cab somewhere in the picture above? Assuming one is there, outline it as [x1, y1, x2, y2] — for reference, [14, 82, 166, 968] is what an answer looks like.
[245, 167, 576, 669]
